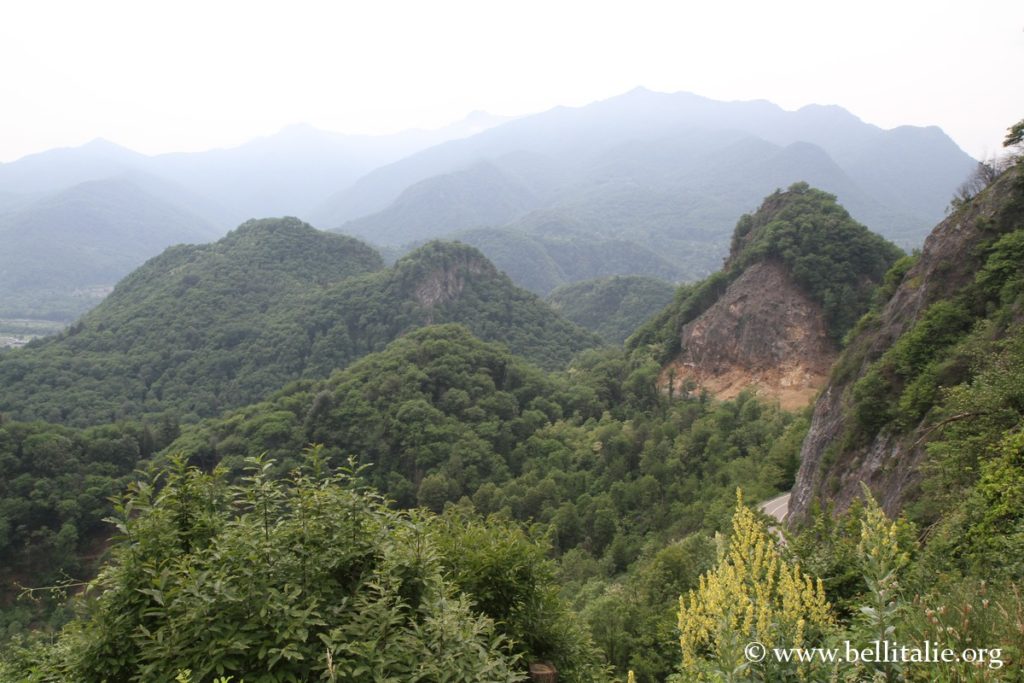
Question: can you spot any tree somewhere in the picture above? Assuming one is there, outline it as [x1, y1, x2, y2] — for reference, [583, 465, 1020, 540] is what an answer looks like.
[1005, 118, 1024, 149]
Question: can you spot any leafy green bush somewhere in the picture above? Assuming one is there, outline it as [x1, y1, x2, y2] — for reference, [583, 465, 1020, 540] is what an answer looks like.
[8, 454, 528, 682]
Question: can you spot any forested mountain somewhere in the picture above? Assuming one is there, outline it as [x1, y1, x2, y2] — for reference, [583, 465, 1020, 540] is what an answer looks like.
[630, 182, 902, 407]
[0, 176, 221, 319]
[547, 275, 677, 343]
[318, 89, 973, 290]
[0, 220, 598, 426]
[3, 106, 1021, 682]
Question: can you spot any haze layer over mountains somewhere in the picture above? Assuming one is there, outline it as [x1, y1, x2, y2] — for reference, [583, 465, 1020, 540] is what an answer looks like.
[0, 88, 975, 320]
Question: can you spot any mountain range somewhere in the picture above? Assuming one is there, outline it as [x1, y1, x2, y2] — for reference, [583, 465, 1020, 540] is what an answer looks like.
[328, 90, 973, 293]
[0, 89, 975, 319]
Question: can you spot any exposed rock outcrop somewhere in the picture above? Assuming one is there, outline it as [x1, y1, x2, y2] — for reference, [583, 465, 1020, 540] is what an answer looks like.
[661, 260, 835, 410]
[413, 254, 490, 308]
[643, 183, 900, 411]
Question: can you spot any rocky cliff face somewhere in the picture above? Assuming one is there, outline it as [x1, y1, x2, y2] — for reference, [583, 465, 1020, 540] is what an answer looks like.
[412, 254, 490, 309]
[789, 164, 1024, 522]
[645, 183, 900, 411]
[661, 260, 836, 410]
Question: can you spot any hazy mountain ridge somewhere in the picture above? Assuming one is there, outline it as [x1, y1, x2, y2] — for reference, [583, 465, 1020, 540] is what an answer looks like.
[0, 91, 973, 321]
[321, 91, 970, 295]
[317, 89, 974, 254]
[0, 176, 221, 319]
[0, 113, 511, 223]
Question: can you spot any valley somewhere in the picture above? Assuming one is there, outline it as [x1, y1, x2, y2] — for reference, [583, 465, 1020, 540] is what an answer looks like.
[0, 319, 65, 348]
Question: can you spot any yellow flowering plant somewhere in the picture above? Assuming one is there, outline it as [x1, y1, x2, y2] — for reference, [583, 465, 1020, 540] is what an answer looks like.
[676, 490, 833, 681]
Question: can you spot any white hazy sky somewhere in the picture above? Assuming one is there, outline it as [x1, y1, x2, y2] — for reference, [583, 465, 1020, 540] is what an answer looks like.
[1, 0, 1021, 163]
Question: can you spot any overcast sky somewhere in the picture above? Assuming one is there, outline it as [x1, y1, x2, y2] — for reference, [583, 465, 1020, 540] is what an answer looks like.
[1, 0, 1021, 163]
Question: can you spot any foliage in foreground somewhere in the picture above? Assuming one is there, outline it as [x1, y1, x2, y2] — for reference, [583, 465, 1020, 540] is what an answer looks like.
[676, 492, 832, 681]
[1, 452, 606, 682]
[677, 489, 1023, 682]
[785, 494, 1024, 682]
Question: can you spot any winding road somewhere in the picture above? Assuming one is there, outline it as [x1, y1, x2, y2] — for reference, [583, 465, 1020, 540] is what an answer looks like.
[759, 492, 790, 523]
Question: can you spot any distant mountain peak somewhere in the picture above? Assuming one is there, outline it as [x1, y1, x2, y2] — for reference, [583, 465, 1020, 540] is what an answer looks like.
[793, 102, 865, 125]
[623, 85, 657, 96]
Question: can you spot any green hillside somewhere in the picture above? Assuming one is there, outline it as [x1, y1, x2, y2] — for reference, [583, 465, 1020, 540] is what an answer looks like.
[0, 221, 598, 426]
[547, 275, 677, 343]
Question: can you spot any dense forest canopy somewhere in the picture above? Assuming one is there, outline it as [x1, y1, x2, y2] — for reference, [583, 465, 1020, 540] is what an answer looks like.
[547, 275, 677, 344]
[1, 323, 806, 680]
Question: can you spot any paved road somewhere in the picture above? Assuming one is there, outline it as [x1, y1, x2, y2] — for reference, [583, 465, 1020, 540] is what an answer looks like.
[760, 492, 791, 523]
